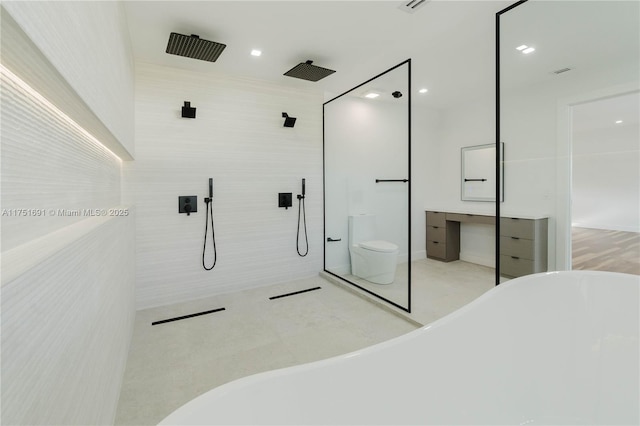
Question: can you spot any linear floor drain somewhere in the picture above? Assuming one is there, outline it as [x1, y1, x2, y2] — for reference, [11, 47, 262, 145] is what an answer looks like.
[152, 307, 225, 325]
[269, 286, 322, 300]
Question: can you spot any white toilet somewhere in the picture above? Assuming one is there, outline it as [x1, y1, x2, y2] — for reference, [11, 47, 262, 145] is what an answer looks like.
[348, 214, 399, 285]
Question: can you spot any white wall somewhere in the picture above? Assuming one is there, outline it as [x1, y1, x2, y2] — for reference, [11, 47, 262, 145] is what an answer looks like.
[1, 214, 135, 425]
[1, 4, 135, 424]
[0, 68, 122, 251]
[412, 106, 443, 262]
[130, 63, 324, 309]
[430, 95, 497, 267]
[2, 1, 135, 157]
[572, 122, 640, 232]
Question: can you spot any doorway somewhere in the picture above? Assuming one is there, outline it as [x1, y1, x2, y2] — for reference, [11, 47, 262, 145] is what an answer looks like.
[570, 92, 640, 275]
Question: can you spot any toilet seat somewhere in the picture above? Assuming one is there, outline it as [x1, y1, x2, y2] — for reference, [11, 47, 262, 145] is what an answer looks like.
[359, 240, 398, 253]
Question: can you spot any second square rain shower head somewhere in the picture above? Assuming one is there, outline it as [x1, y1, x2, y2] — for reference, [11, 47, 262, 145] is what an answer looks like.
[166, 32, 226, 62]
[283, 60, 336, 82]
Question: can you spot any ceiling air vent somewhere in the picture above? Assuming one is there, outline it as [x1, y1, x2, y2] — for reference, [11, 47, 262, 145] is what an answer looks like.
[553, 67, 572, 75]
[398, 0, 431, 14]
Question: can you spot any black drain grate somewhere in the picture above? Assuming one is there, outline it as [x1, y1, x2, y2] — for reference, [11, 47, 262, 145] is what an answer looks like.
[269, 286, 322, 300]
[152, 307, 226, 325]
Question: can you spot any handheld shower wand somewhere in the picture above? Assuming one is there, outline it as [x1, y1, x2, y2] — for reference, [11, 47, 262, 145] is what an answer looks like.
[296, 178, 308, 257]
[203, 178, 217, 270]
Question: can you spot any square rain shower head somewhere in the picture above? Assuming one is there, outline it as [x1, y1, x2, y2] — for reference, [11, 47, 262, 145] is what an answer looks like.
[166, 32, 226, 62]
[283, 60, 336, 82]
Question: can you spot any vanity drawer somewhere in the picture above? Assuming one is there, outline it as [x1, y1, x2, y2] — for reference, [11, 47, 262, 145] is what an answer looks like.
[426, 225, 446, 242]
[500, 255, 534, 278]
[446, 213, 495, 226]
[426, 240, 446, 260]
[500, 217, 536, 239]
[426, 211, 446, 227]
[500, 236, 534, 260]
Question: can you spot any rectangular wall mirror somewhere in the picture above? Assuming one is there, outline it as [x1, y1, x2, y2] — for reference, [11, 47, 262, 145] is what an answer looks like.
[461, 143, 503, 202]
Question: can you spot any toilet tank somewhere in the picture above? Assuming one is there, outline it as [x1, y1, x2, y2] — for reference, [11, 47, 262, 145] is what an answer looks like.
[348, 214, 375, 244]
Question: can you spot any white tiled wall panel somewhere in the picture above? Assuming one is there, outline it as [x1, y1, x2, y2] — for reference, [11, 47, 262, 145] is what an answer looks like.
[1, 213, 136, 425]
[1, 8, 136, 422]
[1, 1, 135, 154]
[131, 63, 324, 309]
[1, 69, 122, 251]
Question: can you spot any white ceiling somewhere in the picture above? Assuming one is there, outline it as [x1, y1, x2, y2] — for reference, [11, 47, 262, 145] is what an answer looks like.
[124, 0, 510, 109]
[123, 0, 639, 115]
[500, 0, 640, 91]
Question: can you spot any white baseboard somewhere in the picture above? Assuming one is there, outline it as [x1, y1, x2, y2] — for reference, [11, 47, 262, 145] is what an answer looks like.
[460, 252, 494, 268]
[572, 223, 639, 233]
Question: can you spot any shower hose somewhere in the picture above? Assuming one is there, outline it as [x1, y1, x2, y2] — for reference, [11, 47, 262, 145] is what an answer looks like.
[296, 194, 309, 257]
[202, 197, 217, 270]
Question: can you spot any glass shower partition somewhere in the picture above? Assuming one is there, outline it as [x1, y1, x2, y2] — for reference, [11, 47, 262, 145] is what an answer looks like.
[497, 1, 639, 280]
[323, 60, 411, 312]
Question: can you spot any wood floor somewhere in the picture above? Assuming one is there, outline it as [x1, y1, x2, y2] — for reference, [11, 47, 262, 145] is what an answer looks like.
[572, 227, 640, 275]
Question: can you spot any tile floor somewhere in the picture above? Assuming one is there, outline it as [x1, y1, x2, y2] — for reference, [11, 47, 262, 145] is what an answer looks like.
[115, 259, 496, 425]
[115, 276, 418, 425]
[335, 257, 496, 325]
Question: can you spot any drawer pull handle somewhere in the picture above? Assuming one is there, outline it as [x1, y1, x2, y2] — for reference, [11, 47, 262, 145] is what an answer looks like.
[511, 256, 520, 260]
[432, 241, 439, 244]
[511, 237, 520, 240]
[433, 226, 439, 229]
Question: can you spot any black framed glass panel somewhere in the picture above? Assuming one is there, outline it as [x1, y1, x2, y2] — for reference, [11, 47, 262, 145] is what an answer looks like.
[497, 1, 640, 282]
[324, 59, 411, 312]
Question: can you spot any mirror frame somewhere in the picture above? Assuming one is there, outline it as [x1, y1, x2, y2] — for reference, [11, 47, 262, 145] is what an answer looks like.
[461, 143, 504, 202]
[322, 59, 412, 313]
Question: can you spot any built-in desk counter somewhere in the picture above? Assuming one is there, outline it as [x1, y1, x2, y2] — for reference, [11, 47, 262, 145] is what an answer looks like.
[425, 210, 548, 278]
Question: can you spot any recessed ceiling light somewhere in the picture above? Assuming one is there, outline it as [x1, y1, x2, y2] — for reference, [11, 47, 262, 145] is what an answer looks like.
[364, 92, 380, 99]
[516, 45, 528, 51]
[251, 49, 262, 57]
[522, 47, 535, 54]
[419, 88, 428, 94]
[616, 120, 623, 124]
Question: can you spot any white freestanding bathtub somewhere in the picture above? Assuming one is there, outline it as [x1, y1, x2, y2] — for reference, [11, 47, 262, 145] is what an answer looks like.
[159, 271, 639, 425]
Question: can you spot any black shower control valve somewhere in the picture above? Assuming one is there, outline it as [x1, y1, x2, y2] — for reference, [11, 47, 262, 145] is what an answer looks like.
[279, 193, 293, 209]
[297, 194, 305, 200]
[179, 196, 198, 215]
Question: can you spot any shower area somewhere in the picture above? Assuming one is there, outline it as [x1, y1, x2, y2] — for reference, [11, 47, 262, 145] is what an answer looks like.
[323, 60, 411, 312]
